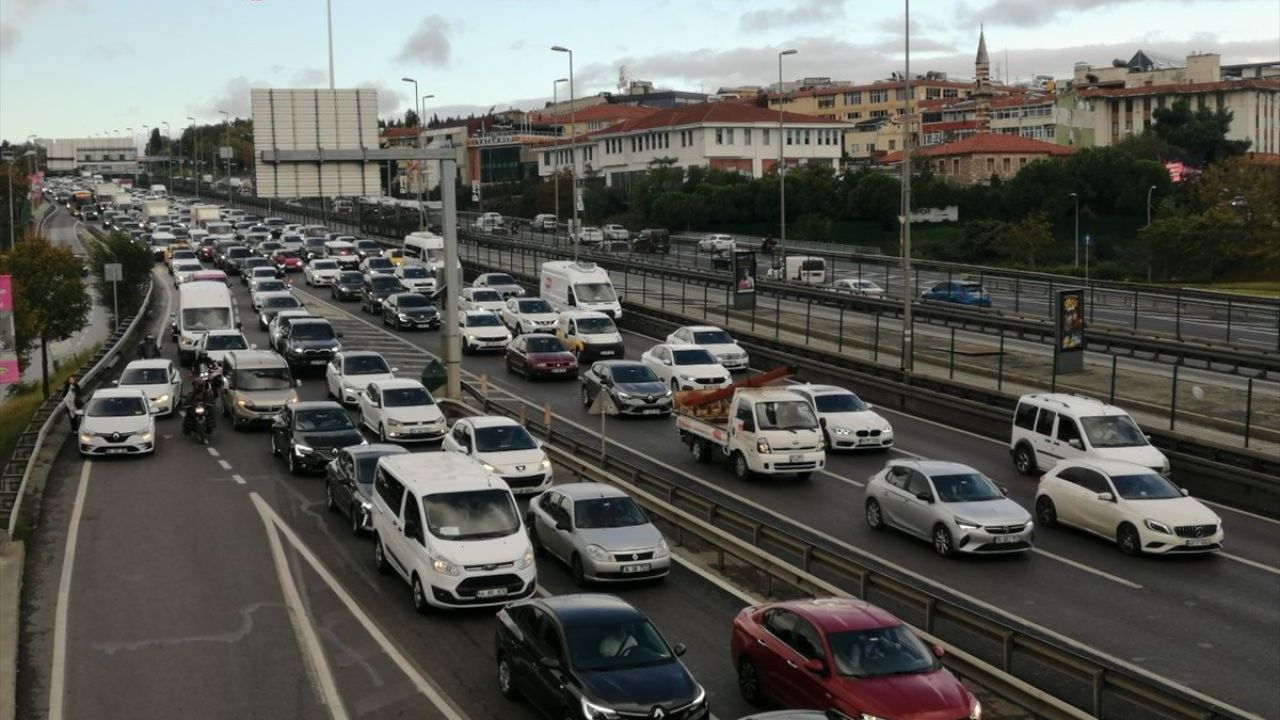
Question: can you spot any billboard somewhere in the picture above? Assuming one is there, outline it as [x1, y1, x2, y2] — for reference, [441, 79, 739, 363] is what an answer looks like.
[252, 88, 382, 198]
[729, 249, 756, 310]
[1055, 288, 1085, 374]
[0, 275, 17, 385]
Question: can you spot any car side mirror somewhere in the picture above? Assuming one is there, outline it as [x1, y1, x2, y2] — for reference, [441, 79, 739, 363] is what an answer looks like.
[915, 491, 933, 503]
[999, 485, 1009, 496]
[536, 656, 561, 671]
[931, 644, 946, 659]
[236, 321, 243, 329]
[672, 643, 687, 657]
[1097, 492, 1115, 502]
[1179, 488, 1189, 497]
[111, 379, 119, 386]
[336, 332, 344, 338]
[1067, 438, 1083, 450]
[294, 379, 303, 388]
[662, 358, 672, 366]
[803, 657, 826, 675]
[865, 403, 875, 410]
[250, 343, 258, 350]
[75, 409, 85, 418]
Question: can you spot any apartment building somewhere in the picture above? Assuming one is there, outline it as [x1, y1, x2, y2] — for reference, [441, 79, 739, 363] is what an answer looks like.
[529, 104, 660, 137]
[881, 134, 1075, 185]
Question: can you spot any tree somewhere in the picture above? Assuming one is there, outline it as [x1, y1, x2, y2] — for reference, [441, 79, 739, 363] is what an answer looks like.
[0, 234, 93, 397]
[1151, 99, 1250, 163]
[147, 127, 163, 156]
[404, 108, 420, 128]
[996, 212, 1056, 268]
[87, 230, 153, 324]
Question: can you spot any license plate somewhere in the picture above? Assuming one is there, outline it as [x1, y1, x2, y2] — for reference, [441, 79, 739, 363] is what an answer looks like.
[1186, 538, 1211, 546]
[789, 454, 803, 462]
[475, 588, 508, 599]
[994, 535, 1019, 544]
[551, 368, 567, 373]
[642, 409, 664, 415]
[310, 359, 327, 365]
[106, 448, 128, 455]
[622, 563, 651, 574]
[858, 438, 878, 445]
[597, 350, 614, 356]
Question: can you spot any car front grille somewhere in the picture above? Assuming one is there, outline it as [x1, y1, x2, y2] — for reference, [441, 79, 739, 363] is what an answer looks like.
[1174, 523, 1218, 538]
[463, 561, 513, 572]
[609, 551, 654, 562]
[694, 377, 723, 385]
[502, 474, 547, 489]
[774, 461, 819, 470]
[855, 429, 883, 437]
[985, 524, 1028, 535]
[456, 574, 523, 594]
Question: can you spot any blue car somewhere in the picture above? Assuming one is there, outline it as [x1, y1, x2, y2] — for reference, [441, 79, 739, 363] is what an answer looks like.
[921, 280, 992, 307]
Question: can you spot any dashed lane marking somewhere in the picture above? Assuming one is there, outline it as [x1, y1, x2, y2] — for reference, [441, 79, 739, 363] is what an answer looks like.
[206, 447, 220, 457]
[218, 460, 232, 471]
[232, 474, 246, 485]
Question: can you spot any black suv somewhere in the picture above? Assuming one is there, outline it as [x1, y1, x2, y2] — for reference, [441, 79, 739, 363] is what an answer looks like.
[631, 228, 670, 254]
[360, 274, 407, 314]
[331, 270, 364, 301]
[276, 318, 343, 372]
[270, 401, 363, 474]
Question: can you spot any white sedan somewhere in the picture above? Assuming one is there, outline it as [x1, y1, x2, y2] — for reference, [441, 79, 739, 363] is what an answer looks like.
[250, 278, 293, 312]
[1036, 459, 1224, 555]
[171, 260, 204, 285]
[393, 264, 437, 294]
[601, 224, 629, 241]
[639, 343, 731, 392]
[788, 384, 894, 451]
[77, 388, 156, 456]
[696, 234, 735, 253]
[571, 226, 604, 245]
[304, 259, 342, 287]
[500, 297, 559, 334]
[115, 359, 183, 417]
[831, 277, 885, 297]
[459, 287, 506, 312]
[356, 378, 447, 443]
[459, 310, 512, 353]
[442, 416, 552, 496]
[665, 325, 749, 371]
[325, 351, 398, 405]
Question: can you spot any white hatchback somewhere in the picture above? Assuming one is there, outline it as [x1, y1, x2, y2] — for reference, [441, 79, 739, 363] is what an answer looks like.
[325, 351, 397, 405]
[442, 416, 552, 496]
[640, 343, 731, 392]
[665, 325, 749, 371]
[460, 287, 506, 312]
[304, 259, 342, 287]
[357, 378, 446, 443]
[116, 359, 183, 417]
[78, 388, 157, 456]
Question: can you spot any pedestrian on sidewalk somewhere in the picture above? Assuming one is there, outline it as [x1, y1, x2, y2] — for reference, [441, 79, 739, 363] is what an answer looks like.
[62, 375, 83, 429]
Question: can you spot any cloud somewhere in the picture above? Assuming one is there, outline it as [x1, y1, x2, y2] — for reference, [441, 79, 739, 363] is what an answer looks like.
[0, 23, 19, 55]
[189, 76, 273, 120]
[396, 15, 453, 67]
[739, 0, 844, 32]
[961, 0, 1239, 29]
[290, 67, 328, 86]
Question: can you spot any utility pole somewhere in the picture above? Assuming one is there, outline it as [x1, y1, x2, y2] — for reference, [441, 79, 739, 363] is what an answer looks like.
[219, 111, 231, 208]
[553, 77, 567, 234]
[441, 157, 462, 399]
[899, 0, 914, 373]
[188, 117, 200, 197]
[551, 46, 577, 259]
[779, 49, 796, 248]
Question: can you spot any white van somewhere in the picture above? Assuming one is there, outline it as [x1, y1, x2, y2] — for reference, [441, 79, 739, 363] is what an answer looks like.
[1010, 393, 1170, 477]
[554, 311, 625, 360]
[173, 281, 238, 365]
[766, 255, 826, 284]
[540, 261, 622, 319]
[371, 453, 537, 610]
[323, 239, 360, 268]
[402, 231, 445, 272]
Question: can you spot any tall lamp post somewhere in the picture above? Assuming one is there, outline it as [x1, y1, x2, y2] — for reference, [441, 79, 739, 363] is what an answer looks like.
[421, 94, 435, 225]
[778, 49, 796, 248]
[1069, 191, 1079, 267]
[1146, 184, 1157, 226]
[899, 2, 914, 372]
[162, 121, 171, 185]
[218, 111, 231, 207]
[188, 116, 199, 196]
[551, 45, 577, 259]
[401, 77, 423, 228]
[552, 77, 567, 232]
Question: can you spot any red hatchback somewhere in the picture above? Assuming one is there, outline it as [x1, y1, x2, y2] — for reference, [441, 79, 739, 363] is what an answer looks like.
[731, 598, 980, 720]
[271, 249, 304, 273]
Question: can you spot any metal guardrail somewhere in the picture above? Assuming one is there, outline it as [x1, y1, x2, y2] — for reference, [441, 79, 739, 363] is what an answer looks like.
[2, 275, 154, 540]
[456, 389, 1259, 720]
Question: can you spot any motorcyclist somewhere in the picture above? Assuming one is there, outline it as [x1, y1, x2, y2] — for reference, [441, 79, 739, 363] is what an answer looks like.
[760, 235, 778, 255]
[137, 333, 160, 359]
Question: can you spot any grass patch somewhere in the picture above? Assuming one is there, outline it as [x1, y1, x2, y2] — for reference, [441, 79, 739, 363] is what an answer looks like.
[1175, 281, 1280, 298]
[0, 346, 100, 464]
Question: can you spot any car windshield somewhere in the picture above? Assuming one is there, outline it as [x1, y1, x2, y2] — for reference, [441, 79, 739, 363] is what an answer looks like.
[577, 317, 617, 334]
[395, 294, 432, 308]
[574, 496, 648, 529]
[345, 355, 389, 374]
[814, 393, 868, 413]
[182, 307, 233, 331]
[120, 367, 169, 385]
[400, 266, 429, 278]
[574, 282, 616, 302]
[931, 472, 1004, 502]
[692, 330, 734, 344]
[383, 387, 433, 407]
[828, 625, 937, 678]
[254, 281, 288, 293]
[304, 238, 326, 248]
[338, 271, 363, 284]
[526, 337, 566, 353]
[474, 425, 537, 452]
[227, 248, 250, 258]
[755, 400, 819, 430]
[356, 241, 380, 251]
[517, 299, 553, 313]
[367, 258, 392, 268]
[235, 368, 293, 391]
[331, 246, 355, 255]
[264, 296, 301, 310]
[204, 334, 247, 351]
[566, 620, 673, 672]
[610, 365, 657, 383]
[295, 408, 355, 432]
[471, 289, 502, 302]
[369, 276, 402, 291]
[86, 395, 148, 417]
[465, 314, 502, 327]
[1081, 416, 1147, 448]
[672, 348, 717, 366]
[961, 283, 985, 295]
[291, 323, 335, 340]
[276, 251, 299, 260]
[423, 489, 520, 541]
[484, 274, 515, 285]
[311, 260, 338, 270]
[1111, 472, 1182, 500]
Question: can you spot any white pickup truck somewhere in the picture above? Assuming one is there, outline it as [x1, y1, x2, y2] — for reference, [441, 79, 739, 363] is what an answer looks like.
[675, 387, 825, 480]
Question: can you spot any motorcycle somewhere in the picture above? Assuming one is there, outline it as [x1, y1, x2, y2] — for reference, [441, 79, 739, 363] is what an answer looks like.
[182, 399, 215, 444]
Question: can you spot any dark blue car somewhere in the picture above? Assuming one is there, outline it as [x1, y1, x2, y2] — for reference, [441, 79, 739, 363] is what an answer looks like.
[921, 280, 991, 307]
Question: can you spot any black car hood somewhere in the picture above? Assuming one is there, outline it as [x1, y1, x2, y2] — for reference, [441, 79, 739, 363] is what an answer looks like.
[615, 381, 667, 397]
[297, 430, 363, 449]
[577, 661, 697, 711]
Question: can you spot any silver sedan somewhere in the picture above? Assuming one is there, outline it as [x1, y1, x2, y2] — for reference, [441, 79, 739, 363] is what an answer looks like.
[864, 460, 1033, 557]
[527, 483, 670, 584]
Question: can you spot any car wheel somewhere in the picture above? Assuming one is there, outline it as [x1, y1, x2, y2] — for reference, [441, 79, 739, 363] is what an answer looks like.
[737, 656, 762, 705]
[411, 574, 431, 614]
[497, 653, 520, 701]
[1035, 496, 1058, 528]
[571, 554, 587, 587]
[270, 434, 280, 457]
[732, 451, 751, 481]
[379, 424, 389, 443]
[1117, 523, 1142, 556]
[325, 481, 336, 511]
[1013, 444, 1037, 475]
[374, 538, 390, 574]
[932, 524, 954, 557]
[351, 506, 363, 536]
[580, 385, 591, 407]
[286, 447, 300, 475]
[866, 499, 885, 530]
[690, 438, 711, 464]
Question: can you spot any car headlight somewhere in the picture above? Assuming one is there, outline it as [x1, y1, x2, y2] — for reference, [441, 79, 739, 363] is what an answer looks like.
[360, 501, 373, 513]
[432, 556, 460, 576]
[237, 399, 253, 408]
[80, 434, 93, 443]
[832, 427, 851, 436]
[615, 391, 632, 400]
[387, 419, 402, 428]
[516, 546, 535, 570]
[655, 537, 670, 558]
[399, 313, 410, 320]
[585, 544, 609, 562]
[970, 697, 983, 720]
[883, 425, 894, 433]
[954, 517, 982, 530]
[541, 458, 552, 469]
[481, 462, 498, 473]
[1144, 519, 1173, 535]
[581, 697, 618, 720]
[156, 394, 170, 404]
[294, 443, 313, 455]
[861, 714, 890, 720]
[756, 438, 771, 454]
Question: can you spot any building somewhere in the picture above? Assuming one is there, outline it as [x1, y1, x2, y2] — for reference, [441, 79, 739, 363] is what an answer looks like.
[881, 134, 1075, 185]
[1073, 51, 1222, 89]
[37, 137, 136, 175]
[767, 74, 974, 123]
[532, 101, 848, 188]
[529, 104, 660, 137]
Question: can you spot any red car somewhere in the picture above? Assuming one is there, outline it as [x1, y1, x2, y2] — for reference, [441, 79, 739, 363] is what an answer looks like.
[505, 333, 578, 379]
[197, 238, 217, 261]
[731, 598, 980, 720]
[271, 249, 305, 273]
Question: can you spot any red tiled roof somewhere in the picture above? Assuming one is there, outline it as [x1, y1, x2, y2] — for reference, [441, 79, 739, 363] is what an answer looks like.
[880, 133, 1075, 163]
[776, 78, 975, 100]
[532, 104, 659, 125]
[380, 127, 419, 139]
[1077, 78, 1280, 98]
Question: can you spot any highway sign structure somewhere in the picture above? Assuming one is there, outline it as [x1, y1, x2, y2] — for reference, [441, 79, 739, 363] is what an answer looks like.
[251, 88, 382, 198]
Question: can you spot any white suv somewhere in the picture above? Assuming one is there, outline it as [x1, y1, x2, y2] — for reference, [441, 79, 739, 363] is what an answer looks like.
[1010, 393, 1169, 477]
[371, 453, 537, 611]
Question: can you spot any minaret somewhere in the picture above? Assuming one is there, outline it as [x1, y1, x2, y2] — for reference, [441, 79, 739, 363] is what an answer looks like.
[973, 25, 994, 133]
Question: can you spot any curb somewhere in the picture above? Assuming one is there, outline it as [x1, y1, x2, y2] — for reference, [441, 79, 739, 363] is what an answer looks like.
[0, 539, 23, 720]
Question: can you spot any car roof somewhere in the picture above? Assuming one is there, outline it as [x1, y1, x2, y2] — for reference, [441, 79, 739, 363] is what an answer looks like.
[891, 459, 979, 476]
[289, 318, 331, 327]
[796, 384, 853, 396]
[769, 598, 901, 633]
[552, 483, 629, 501]
[1019, 393, 1127, 416]
[123, 359, 172, 370]
[539, 594, 644, 627]
[462, 415, 521, 429]
[257, 290, 294, 300]
[515, 333, 559, 340]
[560, 310, 610, 319]
[594, 360, 645, 369]
[339, 350, 382, 359]
[205, 329, 243, 336]
[1059, 458, 1163, 476]
[461, 309, 498, 317]
[344, 443, 407, 459]
[680, 325, 728, 334]
[292, 400, 345, 412]
[379, 453, 508, 494]
[90, 387, 149, 400]
[368, 378, 425, 391]
[226, 350, 288, 367]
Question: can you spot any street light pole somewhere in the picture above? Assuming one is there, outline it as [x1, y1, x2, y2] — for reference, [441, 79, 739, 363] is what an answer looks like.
[188, 117, 200, 197]
[1069, 191, 1079, 267]
[162, 121, 171, 185]
[778, 49, 796, 249]
[401, 77, 422, 227]
[218, 111, 231, 208]
[326, 0, 336, 89]
[899, 1, 914, 373]
[551, 46, 576, 260]
[552, 77, 567, 231]
[421, 93, 435, 226]
[1146, 184, 1156, 227]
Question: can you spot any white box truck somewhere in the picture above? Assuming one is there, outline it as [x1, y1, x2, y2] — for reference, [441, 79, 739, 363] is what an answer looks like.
[766, 255, 827, 284]
[141, 199, 169, 229]
[189, 204, 221, 229]
[539, 261, 622, 319]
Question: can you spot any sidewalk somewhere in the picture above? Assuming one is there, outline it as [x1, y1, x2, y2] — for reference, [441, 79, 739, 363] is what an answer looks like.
[0, 539, 22, 720]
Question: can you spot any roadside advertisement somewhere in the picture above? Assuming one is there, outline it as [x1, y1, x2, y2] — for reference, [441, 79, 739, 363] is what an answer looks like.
[1055, 288, 1085, 374]
[0, 275, 17, 386]
[729, 249, 756, 310]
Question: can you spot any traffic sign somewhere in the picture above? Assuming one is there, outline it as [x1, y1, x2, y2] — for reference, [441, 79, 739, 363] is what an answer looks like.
[104, 263, 123, 282]
[587, 390, 617, 416]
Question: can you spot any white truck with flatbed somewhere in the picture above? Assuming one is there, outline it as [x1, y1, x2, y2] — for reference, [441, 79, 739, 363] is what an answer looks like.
[675, 370, 825, 480]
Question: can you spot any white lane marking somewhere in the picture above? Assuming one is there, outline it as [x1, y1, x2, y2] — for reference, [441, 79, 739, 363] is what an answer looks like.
[232, 474, 246, 485]
[48, 461, 92, 720]
[670, 552, 762, 605]
[1220, 552, 1280, 575]
[1201, 499, 1280, 527]
[253, 495, 349, 720]
[249, 493, 469, 720]
[207, 447, 221, 457]
[1030, 549, 1143, 589]
[818, 469, 864, 487]
[218, 459, 232, 471]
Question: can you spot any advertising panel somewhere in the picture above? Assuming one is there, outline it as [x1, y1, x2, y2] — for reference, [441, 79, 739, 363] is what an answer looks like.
[729, 249, 756, 310]
[1055, 288, 1085, 374]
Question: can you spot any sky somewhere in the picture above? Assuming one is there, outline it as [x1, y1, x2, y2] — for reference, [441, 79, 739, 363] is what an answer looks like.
[1, 0, 1277, 143]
